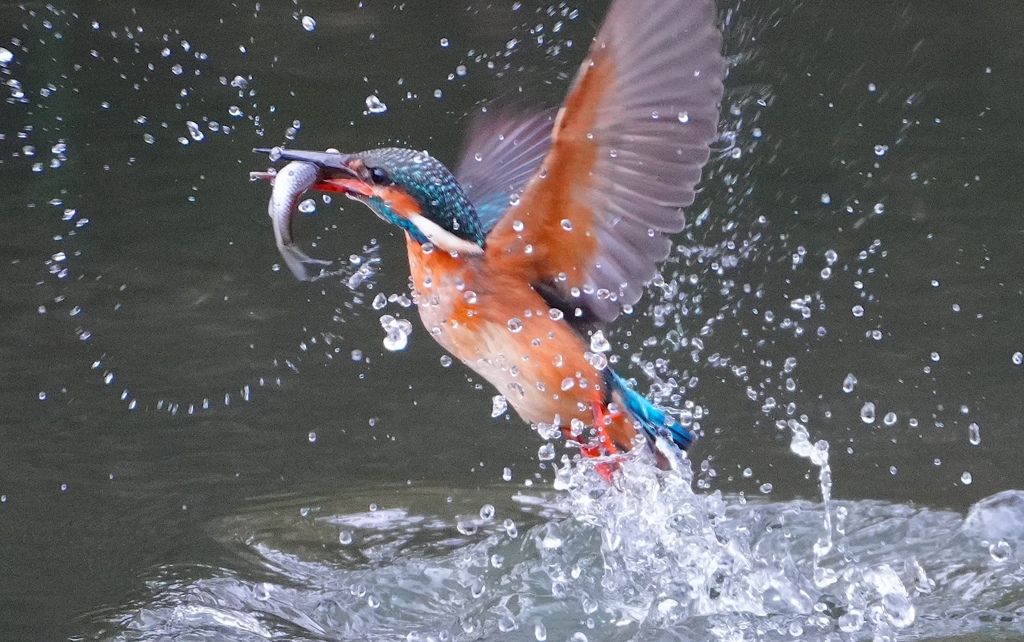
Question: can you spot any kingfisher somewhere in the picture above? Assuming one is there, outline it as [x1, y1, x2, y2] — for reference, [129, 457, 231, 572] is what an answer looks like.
[251, 0, 726, 468]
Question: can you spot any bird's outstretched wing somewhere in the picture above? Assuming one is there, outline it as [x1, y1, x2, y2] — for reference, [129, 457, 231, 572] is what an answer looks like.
[486, 0, 726, 323]
[455, 109, 556, 233]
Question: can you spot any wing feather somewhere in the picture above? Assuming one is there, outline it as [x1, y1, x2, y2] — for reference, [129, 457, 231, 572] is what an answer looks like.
[487, 0, 726, 322]
[454, 109, 555, 232]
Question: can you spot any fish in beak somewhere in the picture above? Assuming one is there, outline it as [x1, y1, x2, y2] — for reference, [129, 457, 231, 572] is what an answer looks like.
[249, 148, 370, 281]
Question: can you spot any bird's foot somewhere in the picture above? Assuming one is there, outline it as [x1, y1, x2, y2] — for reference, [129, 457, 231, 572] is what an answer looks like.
[559, 397, 626, 483]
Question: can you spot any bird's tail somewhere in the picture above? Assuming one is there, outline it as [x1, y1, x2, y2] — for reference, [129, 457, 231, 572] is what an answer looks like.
[606, 370, 695, 452]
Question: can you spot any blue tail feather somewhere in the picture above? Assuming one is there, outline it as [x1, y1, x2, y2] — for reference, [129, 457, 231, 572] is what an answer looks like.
[607, 370, 695, 451]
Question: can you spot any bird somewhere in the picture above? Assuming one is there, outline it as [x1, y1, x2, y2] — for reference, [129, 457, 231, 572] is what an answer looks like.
[252, 0, 726, 469]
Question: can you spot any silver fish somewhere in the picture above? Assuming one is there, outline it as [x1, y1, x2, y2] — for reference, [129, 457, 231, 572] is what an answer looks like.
[253, 160, 332, 281]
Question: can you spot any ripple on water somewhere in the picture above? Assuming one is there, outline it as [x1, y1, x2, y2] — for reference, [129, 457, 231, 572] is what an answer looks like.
[101, 461, 1024, 641]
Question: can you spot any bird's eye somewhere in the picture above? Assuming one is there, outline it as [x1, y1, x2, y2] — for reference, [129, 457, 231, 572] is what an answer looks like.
[369, 167, 391, 185]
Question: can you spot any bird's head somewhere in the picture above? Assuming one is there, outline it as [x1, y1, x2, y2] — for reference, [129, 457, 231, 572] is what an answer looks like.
[256, 147, 484, 256]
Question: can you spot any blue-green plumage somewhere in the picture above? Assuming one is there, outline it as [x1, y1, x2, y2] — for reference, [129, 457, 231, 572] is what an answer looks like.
[358, 148, 485, 247]
[606, 370, 695, 450]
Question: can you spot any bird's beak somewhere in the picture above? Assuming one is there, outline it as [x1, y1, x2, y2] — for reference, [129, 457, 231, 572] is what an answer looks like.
[250, 148, 374, 198]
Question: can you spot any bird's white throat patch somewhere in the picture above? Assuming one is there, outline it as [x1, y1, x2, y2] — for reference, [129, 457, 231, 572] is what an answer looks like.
[408, 213, 484, 256]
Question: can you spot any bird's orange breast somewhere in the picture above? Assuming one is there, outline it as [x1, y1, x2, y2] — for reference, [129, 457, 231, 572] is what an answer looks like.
[405, 237, 608, 430]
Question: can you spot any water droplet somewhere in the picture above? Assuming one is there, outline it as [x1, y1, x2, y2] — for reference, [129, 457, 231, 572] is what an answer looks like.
[560, 377, 574, 391]
[548, 308, 564, 321]
[186, 120, 204, 141]
[538, 443, 555, 461]
[439, 355, 452, 367]
[339, 530, 353, 545]
[456, 64, 467, 76]
[842, 373, 858, 393]
[883, 412, 897, 426]
[383, 327, 408, 351]
[931, 351, 941, 362]
[372, 293, 387, 310]
[351, 349, 363, 362]
[820, 193, 831, 205]
[560, 218, 573, 231]
[463, 291, 477, 304]
[860, 402, 876, 424]
[268, 146, 283, 162]
[589, 330, 610, 352]
[0, 48, 13, 65]
[479, 504, 495, 520]
[759, 483, 773, 494]
[677, 111, 689, 123]
[874, 144, 888, 156]
[838, 611, 865, 633]
[456, 519, 478, 536]
[586, 352, 608, 370]
[512, 219, 524, 232]
[989, 540, 1011, 562]
[534, 623, 547, 641]
[228, 105, 243, 117]
[498, 615, 517, 633]
[491, 395, 507, 417]
[961, 471, 973, 485]
[507, 317, 523, 333]
[440, 37, 450, 47]
[502, 467, 513, 482]
[297, 198, 316, 214]
[365, 94, 387, 114]
[308, 431, 317, 442]
[968, 422, 981, 445]
[852, 305, 864, 318]
[171, 64, 183, 76]
[1012, 351, 1022, 365]
[301, 15, 316, 31]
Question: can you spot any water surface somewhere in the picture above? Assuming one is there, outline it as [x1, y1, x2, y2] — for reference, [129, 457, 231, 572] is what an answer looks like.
[0, 0, 1022, 639]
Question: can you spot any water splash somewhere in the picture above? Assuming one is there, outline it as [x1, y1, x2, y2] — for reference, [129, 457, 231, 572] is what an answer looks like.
[97, 454, 1024, 641]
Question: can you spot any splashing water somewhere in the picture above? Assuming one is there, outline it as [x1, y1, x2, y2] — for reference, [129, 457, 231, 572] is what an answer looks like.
[100, 450, 1024, 641]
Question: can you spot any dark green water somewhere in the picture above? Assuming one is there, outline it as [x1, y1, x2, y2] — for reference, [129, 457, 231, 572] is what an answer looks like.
[1, 0, 1022, 639]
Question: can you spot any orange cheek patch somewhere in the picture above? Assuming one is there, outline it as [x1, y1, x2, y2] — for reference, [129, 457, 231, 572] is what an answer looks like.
[374, 186, 422, 219]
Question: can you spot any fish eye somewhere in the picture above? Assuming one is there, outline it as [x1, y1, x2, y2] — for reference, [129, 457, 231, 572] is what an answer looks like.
[368, 167, 391, 185]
